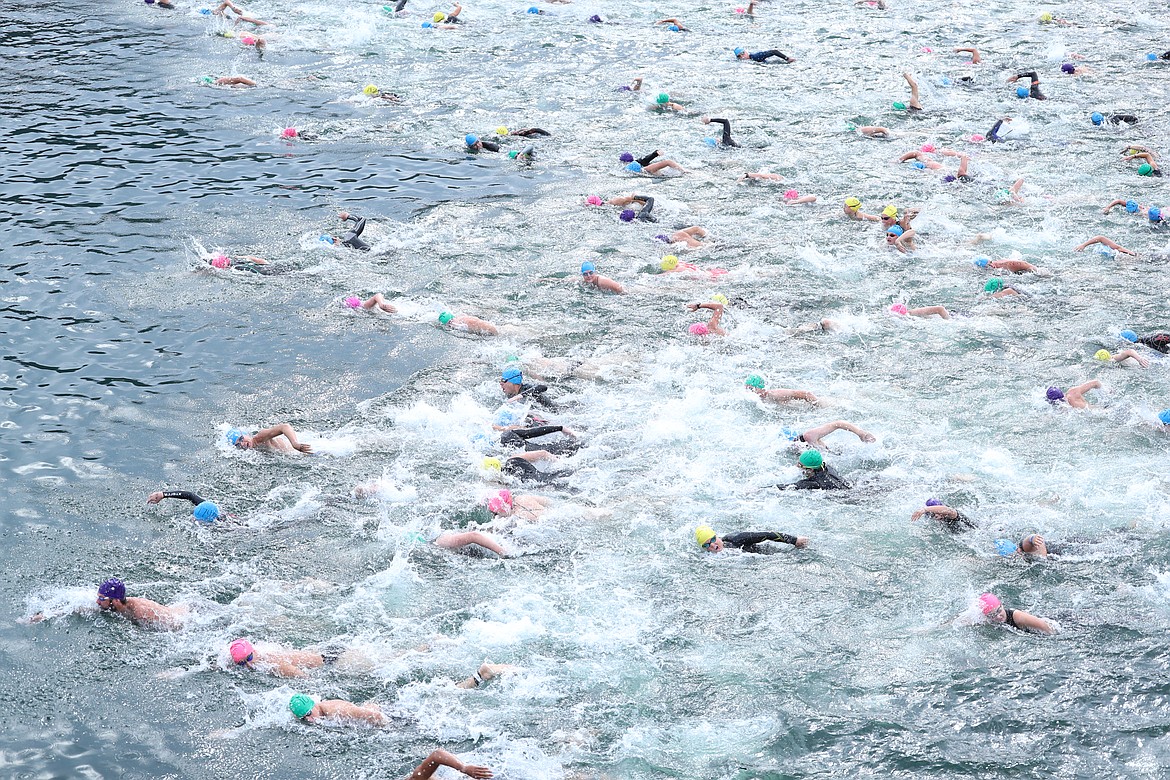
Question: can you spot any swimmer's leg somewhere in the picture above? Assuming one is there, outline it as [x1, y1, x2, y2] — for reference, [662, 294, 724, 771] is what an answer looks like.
[636, 150, 660, 167]
[902, 72, 922, 110]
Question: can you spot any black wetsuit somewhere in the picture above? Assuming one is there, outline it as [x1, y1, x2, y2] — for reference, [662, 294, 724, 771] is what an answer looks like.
[749, 50, 794, 63]
[1106, 114, 1139, 125]
[476, 139, 501, 152]
[722, 530, 801, 551]
[341, 215, 371, 251]
[512, 128, 552, 137]
[1137, 333, 1170, 354]
[707, 118, 739, 147]
[1003, 608, 1019, 629]
[393, 0, 408, 10]
[781, 465, 851, 491]
[987, 119, 1009, 143]
[939, 511, 977, 533]
[632, 194, 657, 222]
[636, 150, 660, 167]
[1015, 71, 1046, 100]
[501, 425, 579, 456]
[159, 490, 206, 507]
[515, 382, 556, 409]
[504, 456, 572, 486]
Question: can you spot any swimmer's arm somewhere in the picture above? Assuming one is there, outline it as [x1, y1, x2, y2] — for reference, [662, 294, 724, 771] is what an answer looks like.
[631, 77, 643, 91]
[912, 505, 959, 520]
[1101, 199, 1128, 214]
[1012, 610, 1054, 635]
[954, 46, 981, 63]
[1008, 71, 1039, 83]
[254, 423, 313, 453]
[447, 2, 462, 19]
[273, 659, 309, 678]
[1112, 349, 1149, 367]
[408, 749, 493, 780]
[1066, 380, 1101, 400]
[147, 490, 206, 507]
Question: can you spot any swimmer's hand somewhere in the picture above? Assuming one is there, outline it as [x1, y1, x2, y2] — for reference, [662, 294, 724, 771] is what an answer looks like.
[24, 612, 46, 624]
[147, 491, 165, 505]
[463, 765, 494, 779]
[686, 303, 700, 311]
[910, 509, 925, 522]
[293, 443, 314, 454]
[860, 433, 877, 443]
[794, 536, 809, 548]
[338, 211, 350, 221]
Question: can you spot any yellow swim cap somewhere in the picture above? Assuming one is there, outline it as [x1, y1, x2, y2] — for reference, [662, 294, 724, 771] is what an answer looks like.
[496, 126, 508, 136]
[1094, 349, 1112, 361]
[1039, 12, 1052, 22]
[660, 255, 679, 271]
[711, 293, 729, 306]
[845, 197, 861, 208]
[882, 205, 898, 218]
[695, 525, 717, 548]
[363, 84, 379, 96]
[482, 457, 502, 471]
[433, 11, 446, 22]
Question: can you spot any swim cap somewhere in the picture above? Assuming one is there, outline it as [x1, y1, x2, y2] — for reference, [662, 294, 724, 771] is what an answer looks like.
[844, 197, 861, 208]
[507, 151, 519, 159]
[281, 127, 298, 138]
[465, 134, 478, 147]
[1138, 164, 1154, 176]
[289, 694, 315, 719]
[1090, 112, 1104, 125]
[881, 205, 898, 218]
[1016, 87, 1029, 99]
[527, 6, 538, 12]
[703, 138, 717, 147]
[912, 161, 926, 170]
[229, 638, 254, 664]
[421, 21, 432, 27]
[1148, 53, 1159, 61]
[733, 47, 745, 57]
[438, 311, 454, 325]
[1039, 12, 1052, 22]
[586, 195, 603, 206]
[226, 429, 246, 446]
[482, 457, 502, 471]
[984, 278, 1003, 292]
[978, 593, 1002, 615]
[200, 75, 215, 84]
[688, 323, 709, 336]
[798, 450, 823, 469]
[488, 490, 513, 515]
[889, 303, 908, 315]
[969, 134, 985, 143]
[745, 374, 765, 389]
[942, 174, 956, 183]
[784, 189, 799, 199]
[1094, 349, 1111, 361]
[668, 25, 679, 31]
[1159, 410, 1170, 426]
[994, 539, 1017, 557]
[211, 254, 230, 269]
[974, 257, 990, 268]
[1126, 199, 1139, 213]
[344, 296, 362, 309]
[363, 84, 379, 96]
[781, 427, 801, 441]
[501, 366, 523, 384]
[656, 93, 670, 105]
[892, 102, 907, 110]
[660, 255, 679, 271]
[924, 498, 942, 507]
[619, 152, 634, 163]
[920, 143, 935, 153]
[193, 501, 220, 523]
[695, 525, 717, 547]
[240, 35, 256, 45]
[1120, 330, 1138, 342]
[655, 234, 671, 243]
[1150, 207, 1164, 222]
[1046, 386, 1065, 403]
[98, 578, 126, 601]
[1061, 63, 1075, 74]
[620, 209, 635, 222]
[433, 11, 445, 21]
[580, 261, 597, 274]
[711, 293, 729, 306]
[886, 225, 904, 237]
[625, 162, 643, 173]
[588, 14, 601, 22]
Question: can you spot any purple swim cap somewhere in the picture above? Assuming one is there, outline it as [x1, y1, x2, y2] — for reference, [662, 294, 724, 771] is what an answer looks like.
[655, 234, 671, 243]
[620, 209, 635, 222]
[943, 174, 957, 183]
[589, 14, 601, 22]
[619, 152, 634, 163]
[98, 578, 126, 601]
[1061, 63, 1075, 74]
[1046, 386, 1065, 403]
[925, 498, 942, 507]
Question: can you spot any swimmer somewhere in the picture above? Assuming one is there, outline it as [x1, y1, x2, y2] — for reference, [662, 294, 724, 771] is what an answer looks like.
[744, 375, 818, 405]
[363, 85, 401, 102]
[843, 197, 880, 222]
[485, 453, 573, 488]
[212, 0, 271, 25]
[320, 212, 372, 251]
[777, 449, 851, 490]
[407, 749, 494, 779]
[694, 525, 808, 553]
[655, 17, 688, 31]
[986, 116, 1025, 143]
[202, 75, 257, 87]
[1120, 329, 1170, 354]
[580, 261, 625, 294]
[465, 135, 501, 152]
[663, 226, 708, 248]
[854, 0, 887, 8]
[910, 498, 976, 532]
[939, 151, 973, 183]
[494, 417, 579, 456]
[1093, 348, 1149, 368]
[616, 76, 643, 92]
[228, 638, 368, 678]
[879, 204, 918, 232]
[889, 302, 950, 319]
[1006, 70, 1046, 100]
[899, 72, 922, 111]
[1060, 61, 1091, 76]
[686, 301, 726, 336]
[500, 127, 552, 138]
[45, 578, 187, 630]
[856, 126, 892, 138]
[1073, 236, 1136, 256]
[741, 172, 784, 182]
[787, 420, 876, 449]
[436, 2, 463, 23]
[732, 48, 796, 64]
[970, 593, 1054, 635]
[974, 256, 1037, 273]
[625, 158, 687, 176]
[899, 150, 943, 170]
[147, 490, 222, 523]
[1090, 112, 1138, 126]
[344, 293, 397, 313]
[226, 423, 313, 454]
[1045, 380, 1102, 409]
[499, 366, 557, 409]
[991, 177, 1026, 204]
[485, 489, 552, 522]
[1102, 198, 1151, 216]
[1037, 11, 1070, 26]
[606, 193, 657, 222]
[658, 254, 725, 277]
[885, 225, 916, 253]
[983, 278, 1022, 298]
[1122, 147, 1161, 177]
[954, 46, 981, 64]
[782, 189, 817, 206]
[651, 93, 685, 112]
[439, 312, 499, 336]
[288, 693, 388, 727]
[700, 116, 739, 147]
[204, 251, 267, 269]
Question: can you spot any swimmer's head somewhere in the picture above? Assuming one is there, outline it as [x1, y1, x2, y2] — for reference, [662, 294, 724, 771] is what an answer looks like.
[978, 592, 1002, 615]
[886, 225, 904, 237]
[1120, 330, 1138, 342]
[1138, 163, 1155, 176]
[688, 323, 709, 336]
[97, 578, 126, 603]
[229, 638, 254, 664]
[501, 366, 523, 386]
[1094, 349, 1112, 361]
[1016, 86, 1029, 99]
[994, 539, 1017, 557]
[744, 374, 765, 390]
[844, 197, 861, 209]
[889, 303, 908, 315]
[289, 694, 315, 719]
[892, 101, 907, 111]
[798, 450, 823, 470]
[625, 162, 642, 173]
[586, 195, 603, 206]
[438, 311, 454, 325]
[667, 24, 679, 31]
[432, 11, 445, 22]
[363, 84, 379, 96]
[881, 205, 898, 218]
[620, 209, 636, 222]
[421, 21, 432, 27]
[711, 293, 729, 306]
[733, 47, 745, 57]
[912, 161, 926, 170]
[482, 457, 502, 472]
[580, 261, 597, 275]
[193, 501, 220, 523]
[974, 257, 990, 268]
[281, 127, 298, 138]
[210, 254, 230, 269]
[656, 93, 670, 105]
[1061, 63, 1075, 74]
[703, 137, 717, 147]
[1091, 112, 1104, 125]
[619, 152, 634, 163]
[784, 189, 799, 199]
[226, 429, 246, 447]
[969, 134, 985, 143]
[464, 134, 478, 147]
[527, 6, 539, 12]
[921, 143, 935, 153]
[655, 234, 671, 243]
[487, 488, 513, 515]
[695, 525, 717, 549]
[781, 427, 801, 441]
[1150, 207, 1164, 222]
[1046, 386, 1065, 403]
[1159, 410, 1170, 426]
[984, 278, 1003, 293]
[924, 498, 943, 507]
[344, 296, 362, 309]
[319, 235, 334, 245]
[507, 150, 519, 159]
[588, 14, 601, 22]
[942, 174, 957, 183]
[660, 255, 679, 271]
[240, 35, 256, 45]
[1039, 12, 1052, 22]
[1126, 199, 1139, 213]
[1149, 53, 1159, 61]
[200, 75, 215, 84]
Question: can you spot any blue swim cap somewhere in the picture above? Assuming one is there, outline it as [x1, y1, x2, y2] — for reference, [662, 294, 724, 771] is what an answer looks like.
[226, 429, 246, 446]
[1126, 199, 1139, 213]
[703, 138, 717, 147]
[668, 24, 679, 31]
[527, 5, 538, 11]
[199, 7, 211, 13]
[1160, 410, 1170, 425]
[886, 225, 904, 237]
[1120, 329, 1138, 342]
[912, 161, 926, 169]
[193, 501, 220, 523]
[501, 366, 523, 384]
[1016, 87, 1029, 98]
[625, 162, 642, 173]
[1091, 112, 1104, 125]
[974, 257, 990, 268]
[781, 427, 801, 441]
[580, 260, 597, 274]
[1148, 53, 1159, 61]
[465, 134, 478, 147]
[733, 47, 744, 56]
[421, 21, 432, 27]
[994, 539, 1017, 557]
[1150, 207, 1163, 222]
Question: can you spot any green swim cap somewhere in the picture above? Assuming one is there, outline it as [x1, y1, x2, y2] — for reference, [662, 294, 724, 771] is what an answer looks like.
[798, 450, 823, 469]
[200, 75, 215, 84]
[1138, 163, 1154, 176]
[508, 150, 519, 159]
[656, 93, 670, 104]
[438, 311, 454, 325]
[892, 101, 907, 110]
[745, 374, 765, 389]
[984, 278, 1003, 292]
[289, 694, 314, 719]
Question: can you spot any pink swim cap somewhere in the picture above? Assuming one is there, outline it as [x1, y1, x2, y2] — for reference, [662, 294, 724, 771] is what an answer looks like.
[241, 35, 256, 45]
[487, 488, 512, 515]
[344, 296, 362, 308]
[889, 303, 908, 315]
[735, 6, 744, 12]
[688, 323, 709, 336]
[784, 189, 799, 200]
[920, 143, 936, 153]
[969, 134, 985, 143]
[229, 638, 254, 663]
[586, 195, 603, 206]
[210, 254, 230, 269]
[978, 593, 1002, 615]
[281, 127, 298, 138]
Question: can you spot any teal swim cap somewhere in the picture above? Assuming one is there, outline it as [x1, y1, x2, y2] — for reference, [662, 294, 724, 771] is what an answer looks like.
[438, 311, 454, 325]
[1138, 163, 1154, 176]
[289, 694, 314, 719]
[507, 150, 519, 159]
[193, 501, 219, 522]
[798, 450, 823, 469]
[656, 93, 670, 105]
[984, 278, 1003, 292]
[744, 374, 765, 389]
[892, 101, 907, 110]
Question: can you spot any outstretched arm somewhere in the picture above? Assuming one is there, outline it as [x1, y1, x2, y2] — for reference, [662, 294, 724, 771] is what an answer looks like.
[254, 423, 313, 453]
[1011, 610, 1054, 635]
[147, 490, 206, 507]
[954, 46, 981, 63]
[408, 749, 493, 779]
[1074, 235, 1135, 255]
